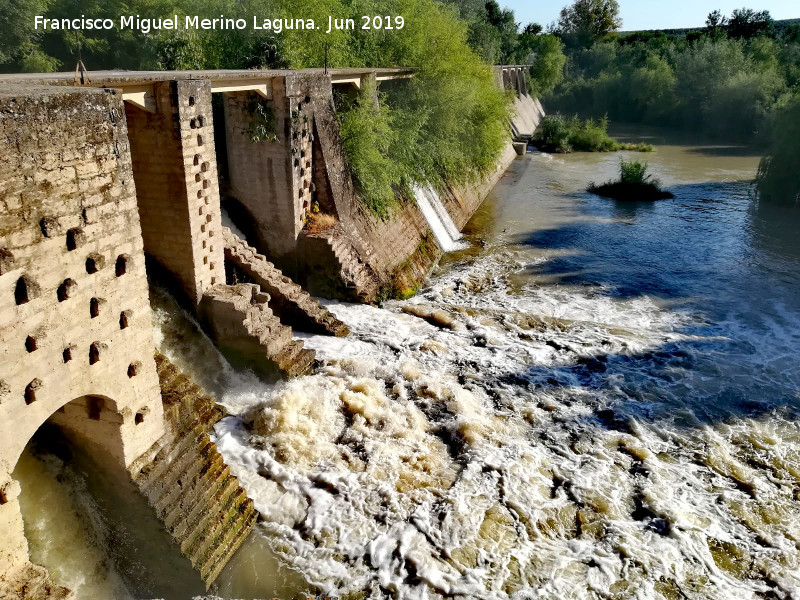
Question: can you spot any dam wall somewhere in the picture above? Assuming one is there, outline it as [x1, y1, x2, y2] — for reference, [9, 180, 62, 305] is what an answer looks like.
[0, 64, 541, 595]
[0, 86, 254, 597]
[0, 85, 166, 597]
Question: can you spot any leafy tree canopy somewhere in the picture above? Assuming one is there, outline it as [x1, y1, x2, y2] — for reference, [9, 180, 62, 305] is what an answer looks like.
[557, 0, 622, 49]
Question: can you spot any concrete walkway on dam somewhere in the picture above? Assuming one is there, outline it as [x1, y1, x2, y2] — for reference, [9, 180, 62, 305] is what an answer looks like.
[0, 63, 543, 598]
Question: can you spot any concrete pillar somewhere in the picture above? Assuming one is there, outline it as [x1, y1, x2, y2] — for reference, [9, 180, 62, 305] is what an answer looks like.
[125, 80, 225, 305]
[222, 78, 314, 261]
[516, 68, 528, 96]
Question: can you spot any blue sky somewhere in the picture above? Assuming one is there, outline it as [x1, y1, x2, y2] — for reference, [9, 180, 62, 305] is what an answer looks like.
[503, 0, 800, 31]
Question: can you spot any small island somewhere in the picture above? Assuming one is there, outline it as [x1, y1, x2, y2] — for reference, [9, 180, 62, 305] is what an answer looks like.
[589, 159, 674, 200]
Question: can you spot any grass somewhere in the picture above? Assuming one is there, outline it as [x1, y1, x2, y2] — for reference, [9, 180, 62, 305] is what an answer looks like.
[533, 115, 654, 153]
[589, 159, 674, 200]
[305, 211, 337, 234]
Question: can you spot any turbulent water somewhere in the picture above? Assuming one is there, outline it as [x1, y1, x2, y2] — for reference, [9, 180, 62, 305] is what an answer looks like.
[18, 131, 800, 599]
[413, 184, 469, 253]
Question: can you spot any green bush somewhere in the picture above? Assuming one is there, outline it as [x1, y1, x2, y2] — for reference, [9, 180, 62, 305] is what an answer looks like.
[337, 82, 402, 218]
[619, 159, 651, 184]
[589, 159, 672, 200]
[533, 115, 573, 152]
[569, 115, 618, 151]
[330, 0, 512, 216]
[533, 114, 651, 153]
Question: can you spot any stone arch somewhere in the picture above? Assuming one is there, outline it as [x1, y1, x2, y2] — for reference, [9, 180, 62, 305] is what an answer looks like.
[9, 394, 128, 477]
[1, 393, 136, 595]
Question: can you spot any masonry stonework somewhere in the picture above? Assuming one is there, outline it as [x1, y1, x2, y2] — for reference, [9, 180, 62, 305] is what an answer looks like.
[126, 80, 225, 305]
[0, 66, 535, 596]
[222, 80, 313, 261]
[0, 86, 166, 588]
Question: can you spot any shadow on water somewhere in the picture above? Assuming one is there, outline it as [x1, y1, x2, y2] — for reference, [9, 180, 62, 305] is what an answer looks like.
[686, 145, 762, 158]
[496, 182, 800, 427]
[17, 426, 206, 600]
[514, 181, 797, 300]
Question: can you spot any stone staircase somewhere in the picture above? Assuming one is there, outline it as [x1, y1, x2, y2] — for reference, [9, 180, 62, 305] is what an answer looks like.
[200, 284, 316, 378]
[222, 227, 348, 337]
[325, 230, 382, 303]
[126, 354, 258, 588]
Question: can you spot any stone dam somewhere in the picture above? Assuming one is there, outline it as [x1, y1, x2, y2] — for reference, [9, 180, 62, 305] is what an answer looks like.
[0, 65, 543, 598]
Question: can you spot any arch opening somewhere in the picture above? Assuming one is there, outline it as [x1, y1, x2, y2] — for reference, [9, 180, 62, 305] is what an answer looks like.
[8, 395, 204, 599]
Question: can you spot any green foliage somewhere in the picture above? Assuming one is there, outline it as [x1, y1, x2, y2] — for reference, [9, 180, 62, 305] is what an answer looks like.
[757, 98, 800, 205]
[548, 22, 796, 142]
[727, 8, 775, 40]
[0, 0, 58, 70]
[619, 159, 652, 185]
[589, 159, 673, 200]
[337, 82, 402, 218]
[533, 114, 651, 153]
[247, 98, 278, 143]
[443, 0, 520, 64]
[0, 0, 515, 219]
[557, 0, 622, 49]
[569, 116, 618, 151]
[534, 114, 572, 152]
[527, 35, 566, 95]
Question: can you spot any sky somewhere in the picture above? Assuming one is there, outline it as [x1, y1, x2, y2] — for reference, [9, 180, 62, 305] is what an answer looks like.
[503, 0, 800, 31]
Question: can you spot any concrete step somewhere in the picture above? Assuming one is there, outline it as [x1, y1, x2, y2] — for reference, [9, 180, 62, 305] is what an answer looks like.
[200, 506, 258, 586]
[190, 489, 252, 572]
[161, 456, 228, 530]
[183, 482, 244, 563]
[150, 437, 216, 512]
[135, 425, 204, 491]
[165, 461, 230, 533]
[274, 340, 315, 376]
[139, 353, 258, 588]
[174, 475, 239, 544]
[222, 227, 348, 336]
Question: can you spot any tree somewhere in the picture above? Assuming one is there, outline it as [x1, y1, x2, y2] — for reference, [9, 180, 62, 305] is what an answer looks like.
[523, 23, 543, 36]
[527, 35, 566, 94]
[705, 9, 727, 30]
[557, 0, 621, 49]
[727, 8, 775, 40]
[482, 1, 520, 63]
[757, 98, 800, 205]
[443, 0, 519, 64]
[0, 0, 59, 72]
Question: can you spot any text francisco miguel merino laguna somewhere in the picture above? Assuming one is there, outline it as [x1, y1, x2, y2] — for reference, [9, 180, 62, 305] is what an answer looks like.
[34, 14, 406, 34]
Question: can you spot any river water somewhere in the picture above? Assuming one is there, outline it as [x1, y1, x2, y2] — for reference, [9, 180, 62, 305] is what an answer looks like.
[15, 131, 800, 599]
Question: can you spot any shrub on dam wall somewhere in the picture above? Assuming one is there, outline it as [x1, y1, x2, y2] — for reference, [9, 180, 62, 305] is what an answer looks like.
[332, 0, 512, 216]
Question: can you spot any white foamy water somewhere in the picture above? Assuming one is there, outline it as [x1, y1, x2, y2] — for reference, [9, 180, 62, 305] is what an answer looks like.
[198, 144, 800, 599]
[413, 184, 468, 252]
